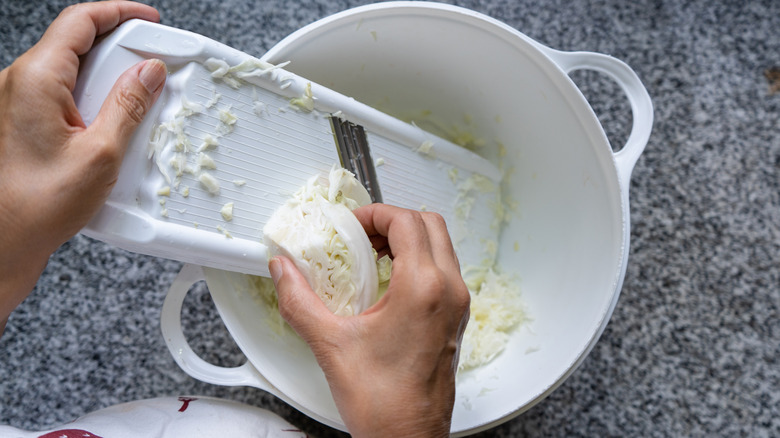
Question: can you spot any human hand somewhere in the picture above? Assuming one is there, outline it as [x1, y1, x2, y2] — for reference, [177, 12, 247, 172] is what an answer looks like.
[269, 204, 471, 438]
[0, 2, 166, 325]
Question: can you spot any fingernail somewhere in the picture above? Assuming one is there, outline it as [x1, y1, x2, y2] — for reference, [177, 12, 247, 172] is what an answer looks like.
[139, 59, 167, 94]
[269, 257, 283, 284]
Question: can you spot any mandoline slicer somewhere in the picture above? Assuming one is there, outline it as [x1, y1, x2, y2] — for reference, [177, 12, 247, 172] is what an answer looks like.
[74, 19, 502, 277]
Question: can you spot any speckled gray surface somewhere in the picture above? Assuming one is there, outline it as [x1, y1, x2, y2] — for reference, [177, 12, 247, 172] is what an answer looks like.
[1, 0, 779, 436]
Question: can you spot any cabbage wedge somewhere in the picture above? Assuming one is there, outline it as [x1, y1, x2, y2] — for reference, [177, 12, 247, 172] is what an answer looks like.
[263, 167, 378, 316]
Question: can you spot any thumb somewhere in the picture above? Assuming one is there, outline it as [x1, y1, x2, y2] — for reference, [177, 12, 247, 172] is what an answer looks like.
[269, 256, 337, 341]
[89, 58, 166, 146]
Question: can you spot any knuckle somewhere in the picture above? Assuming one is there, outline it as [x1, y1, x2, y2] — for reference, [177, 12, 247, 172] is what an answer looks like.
[60, 3, 88, 19]
[396, 208, 422, 227]
[422, 211, 447, 228]
[115, 87, 149, 125]
[415, 268, 449, 309]
[4, 62, 22, 83]
[455, 280, 471, 312]
[275, 286, 312, 329]
[276, 289, 298, 320]
[57, 4, 85, 23]
[85, 137, 123, 170]
[62, 3, 81, 14]
[4, 61, 35, 91]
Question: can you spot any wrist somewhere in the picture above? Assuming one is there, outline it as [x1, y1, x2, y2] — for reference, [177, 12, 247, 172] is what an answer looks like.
[339, 389, 452, 438]
[349, 418, 450, 438]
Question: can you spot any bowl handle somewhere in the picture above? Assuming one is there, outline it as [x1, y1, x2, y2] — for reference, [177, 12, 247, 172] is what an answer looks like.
[543, 49, 653, 189]
[160, 264, 275, 392]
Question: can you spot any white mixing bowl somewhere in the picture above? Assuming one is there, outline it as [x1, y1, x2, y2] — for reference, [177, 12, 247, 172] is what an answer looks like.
[161, 2, 652, 435]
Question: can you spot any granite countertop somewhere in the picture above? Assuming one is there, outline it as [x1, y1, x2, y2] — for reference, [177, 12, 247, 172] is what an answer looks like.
[1, 0, 778, 436]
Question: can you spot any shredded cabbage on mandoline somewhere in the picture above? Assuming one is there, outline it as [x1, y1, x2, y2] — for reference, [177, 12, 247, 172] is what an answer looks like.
[262, 166, 381, 316]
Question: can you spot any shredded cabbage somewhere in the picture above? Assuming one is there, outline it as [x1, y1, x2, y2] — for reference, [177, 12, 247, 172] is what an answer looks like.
[289, 82, 315, 112]
[220, 202, 234, 221]
[248, 275, 289, 335]
[459, 266, 529, 371]
[399, 112, 530, 371]
[198, 172, 220, 195]
[263, 166, 378, 316]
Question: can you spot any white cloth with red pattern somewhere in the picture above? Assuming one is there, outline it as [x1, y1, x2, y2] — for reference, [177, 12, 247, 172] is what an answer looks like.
[0, 397, 305, 438]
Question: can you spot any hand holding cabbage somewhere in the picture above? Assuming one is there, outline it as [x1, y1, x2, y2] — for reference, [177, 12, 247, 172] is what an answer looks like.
[269, 203, 470, 438]
[263, 167, 379, 317]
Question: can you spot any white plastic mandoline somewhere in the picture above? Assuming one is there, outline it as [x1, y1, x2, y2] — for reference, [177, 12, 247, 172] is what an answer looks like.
[73, 19, 502, 277]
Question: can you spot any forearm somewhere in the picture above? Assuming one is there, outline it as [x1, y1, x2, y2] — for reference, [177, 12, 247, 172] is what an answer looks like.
[0, 197, 55, 328]
[0, 248, 49, 330]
